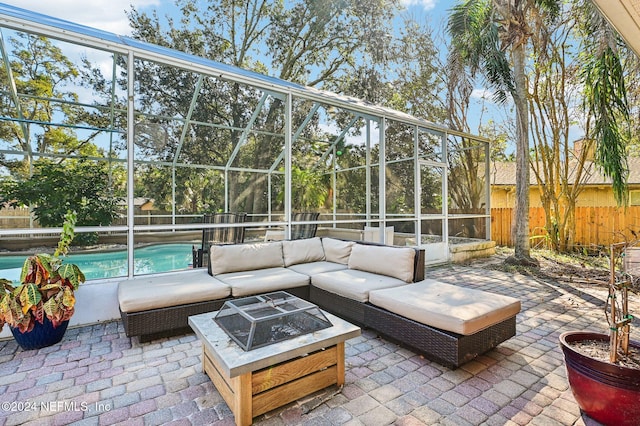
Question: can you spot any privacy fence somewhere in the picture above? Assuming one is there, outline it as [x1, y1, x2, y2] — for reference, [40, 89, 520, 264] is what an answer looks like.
[492, 206, 640, 251]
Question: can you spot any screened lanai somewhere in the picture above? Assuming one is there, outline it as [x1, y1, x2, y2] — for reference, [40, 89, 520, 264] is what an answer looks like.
[0, 3, 490, 286]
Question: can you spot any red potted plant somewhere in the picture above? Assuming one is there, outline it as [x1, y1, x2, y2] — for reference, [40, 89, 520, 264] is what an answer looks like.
[0, 211, 85, 350]
[559, 243, 639, 426]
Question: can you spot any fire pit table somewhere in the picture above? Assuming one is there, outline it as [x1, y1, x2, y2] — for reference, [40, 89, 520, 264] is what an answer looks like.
[188, 292, 361, 426]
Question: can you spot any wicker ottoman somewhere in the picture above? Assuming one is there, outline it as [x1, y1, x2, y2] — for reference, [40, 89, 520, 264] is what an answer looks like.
[366, 279, 521, 368]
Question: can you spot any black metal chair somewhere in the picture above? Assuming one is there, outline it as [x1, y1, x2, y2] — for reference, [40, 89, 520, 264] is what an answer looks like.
[290, 212, 320, 240]
[192, 212, 247, 267]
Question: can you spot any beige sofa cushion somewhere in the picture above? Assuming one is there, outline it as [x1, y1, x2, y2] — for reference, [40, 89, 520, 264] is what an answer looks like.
[321, 238, 355, 264]
[210, 242, 283, 275]
[217, 267, 310, 297]
[369, 279, 521, 335]
[311, 269, 407, 303]
[118, 269, 230, 313]
[348, 244, 415, 282]
[282, 237, 325, 267]
[287, 261, 348, 276]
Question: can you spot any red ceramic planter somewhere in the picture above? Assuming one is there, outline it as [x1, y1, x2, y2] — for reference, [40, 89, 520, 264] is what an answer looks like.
[559, 331, 640, 426]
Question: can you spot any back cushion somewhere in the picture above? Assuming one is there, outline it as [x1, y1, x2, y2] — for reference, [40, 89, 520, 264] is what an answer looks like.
[348, 244, 416, 282]
[282, 237, 325, 267]
[209, 242, 284, 275]
[322, 238, 355, 264]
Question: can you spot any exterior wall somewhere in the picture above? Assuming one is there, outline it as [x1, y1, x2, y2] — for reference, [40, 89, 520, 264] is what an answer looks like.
[491, 186, 633, 208]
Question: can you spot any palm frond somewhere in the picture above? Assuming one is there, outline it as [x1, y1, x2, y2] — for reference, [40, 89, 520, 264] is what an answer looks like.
[447, 0, 514, 104]
[581, 2, 631, 206]
[583, 46, 630, 205]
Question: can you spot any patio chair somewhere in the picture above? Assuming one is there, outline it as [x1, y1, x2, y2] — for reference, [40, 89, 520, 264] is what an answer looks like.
[192, 212, 247, 268]
[290, 212, 320, 240]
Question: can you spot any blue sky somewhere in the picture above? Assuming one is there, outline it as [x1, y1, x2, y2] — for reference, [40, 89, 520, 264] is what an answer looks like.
[0, 0, 446, 35]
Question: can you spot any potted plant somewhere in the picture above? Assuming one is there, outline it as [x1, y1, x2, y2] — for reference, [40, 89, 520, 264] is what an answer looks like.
[559, 242, 640, 426]
[0, 211, 85, 350]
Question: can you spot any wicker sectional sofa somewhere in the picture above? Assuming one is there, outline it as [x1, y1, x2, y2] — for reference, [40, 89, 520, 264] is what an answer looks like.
[118, 237, 520, 368]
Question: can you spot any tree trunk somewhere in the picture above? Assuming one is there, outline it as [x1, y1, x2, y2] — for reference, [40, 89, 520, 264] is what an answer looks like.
[507, 44, 539, 267]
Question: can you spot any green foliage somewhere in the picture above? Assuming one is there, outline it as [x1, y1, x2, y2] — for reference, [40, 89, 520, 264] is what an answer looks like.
[448, 0, 514, 104]
[0, 159, 120, 244]
[478, 120, 513, 161]
[278, 166, 329, 211]
[582, 46, 630, 206]
[55, 211, 76, 257]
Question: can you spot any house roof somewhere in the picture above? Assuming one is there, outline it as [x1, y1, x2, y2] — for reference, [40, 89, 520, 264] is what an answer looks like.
[491, 157, 640, 186]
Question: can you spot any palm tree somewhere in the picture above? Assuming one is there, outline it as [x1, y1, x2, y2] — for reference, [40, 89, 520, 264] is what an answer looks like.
[448, 0, 629, 264]
[448, 0, 559, 265]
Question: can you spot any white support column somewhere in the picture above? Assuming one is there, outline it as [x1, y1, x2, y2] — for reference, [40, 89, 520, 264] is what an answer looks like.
[485, 140, 491, 240]
[366, 120, 372, 226]
[126, 51, 135, 278]
[379, 117, 386, 243]
[414, 128, 420, 248]
[284, 92, 292, 239]
[442, 132, 449, 245]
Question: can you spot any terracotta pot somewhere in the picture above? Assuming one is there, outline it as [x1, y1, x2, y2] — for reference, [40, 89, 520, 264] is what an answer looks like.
[559, 331, 640, 426]
[10, 317, 70, 351]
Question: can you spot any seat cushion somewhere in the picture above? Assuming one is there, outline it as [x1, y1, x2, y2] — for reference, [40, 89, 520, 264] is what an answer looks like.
[311, 269, 407, 303]
[348, 244, 415, 282]
[118, 269, 230, 313]
[217, 267, 310, 297]
[282, 237, 325, 267]
[287, 261, 348, 276]
[369, 279, 521, 335]
[210, 241, 284, 275]
[321, 238, 355, 264]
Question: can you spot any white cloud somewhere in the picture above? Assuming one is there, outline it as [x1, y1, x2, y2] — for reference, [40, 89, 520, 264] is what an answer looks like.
[399, 0, 438, 11]
[471, 88, 494, 101]
[1, 1, 160, 35]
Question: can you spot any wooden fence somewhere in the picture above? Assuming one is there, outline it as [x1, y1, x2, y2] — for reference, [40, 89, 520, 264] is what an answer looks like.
[0, 206, 31, 228]
[491, 206, 640, 250]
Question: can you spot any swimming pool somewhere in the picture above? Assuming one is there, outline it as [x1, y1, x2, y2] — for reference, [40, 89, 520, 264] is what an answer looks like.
[0, 243, 194, 282]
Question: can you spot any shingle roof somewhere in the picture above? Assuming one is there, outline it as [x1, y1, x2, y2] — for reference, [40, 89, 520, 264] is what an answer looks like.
[491, 157, 640, 186]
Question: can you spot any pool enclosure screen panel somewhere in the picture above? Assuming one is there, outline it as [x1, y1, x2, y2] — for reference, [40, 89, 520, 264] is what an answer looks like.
[447, 136, 488, 215]
[0, 3, 491, 277]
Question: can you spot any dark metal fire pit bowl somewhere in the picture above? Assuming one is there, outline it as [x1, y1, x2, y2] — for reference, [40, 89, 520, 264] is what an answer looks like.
[214, 291, 333, 351]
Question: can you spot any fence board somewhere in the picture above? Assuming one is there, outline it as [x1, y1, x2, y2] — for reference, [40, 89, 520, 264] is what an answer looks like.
[491, 206, 640, 250]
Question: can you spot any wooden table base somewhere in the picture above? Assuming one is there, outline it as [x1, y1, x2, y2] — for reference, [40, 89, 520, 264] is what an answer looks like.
[203, 342, 345, 426]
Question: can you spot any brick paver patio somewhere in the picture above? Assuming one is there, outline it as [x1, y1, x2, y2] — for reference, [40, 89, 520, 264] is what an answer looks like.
[1, 262, 638, 425]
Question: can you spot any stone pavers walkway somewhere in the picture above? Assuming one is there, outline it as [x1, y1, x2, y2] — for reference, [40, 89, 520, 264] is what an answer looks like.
[1, 263, 638, 425]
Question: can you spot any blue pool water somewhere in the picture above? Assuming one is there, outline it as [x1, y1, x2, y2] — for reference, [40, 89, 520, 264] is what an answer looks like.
[0, 243, 193, 282]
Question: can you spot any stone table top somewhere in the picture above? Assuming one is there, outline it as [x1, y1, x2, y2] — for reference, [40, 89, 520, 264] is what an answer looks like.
[189, 309, 361, 377]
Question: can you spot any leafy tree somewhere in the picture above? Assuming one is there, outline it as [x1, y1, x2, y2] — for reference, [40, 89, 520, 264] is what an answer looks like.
[0, 33, 96, 176]
[124, 0, 400, 216]
[0, 159, 121, 244]
[527, 1, 593, 252]
[391, 18, 446, 122]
